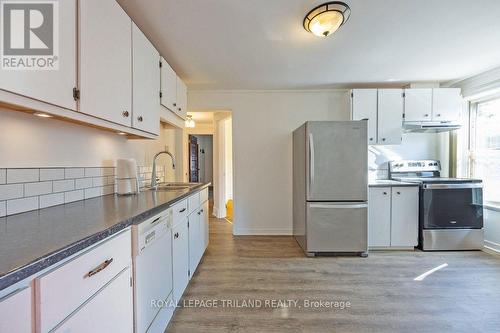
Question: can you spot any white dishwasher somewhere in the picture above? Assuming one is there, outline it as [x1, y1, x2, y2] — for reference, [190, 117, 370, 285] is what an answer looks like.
[132, 208, 174, 333]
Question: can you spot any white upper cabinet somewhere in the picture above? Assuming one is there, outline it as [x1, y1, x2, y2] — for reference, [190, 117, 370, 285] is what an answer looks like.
[351, 89, 377, 144]
[0, 0, 77, 110]
[377, 89, 403, 145]
[79, 0, 132, 127]
[176, 78, 188, 120]
[432, 88, 462, 122]
[404, 88, 462, 122]
[132, 24, 160, 135]
[404, 88, 432, 122]
[160, 58, 178, 112]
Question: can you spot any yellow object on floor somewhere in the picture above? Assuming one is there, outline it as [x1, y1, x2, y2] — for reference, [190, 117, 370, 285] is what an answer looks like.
[226, 199, 233, 221]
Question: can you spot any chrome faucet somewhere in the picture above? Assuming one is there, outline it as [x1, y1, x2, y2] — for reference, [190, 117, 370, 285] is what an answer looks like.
[151, 149, 176, 189]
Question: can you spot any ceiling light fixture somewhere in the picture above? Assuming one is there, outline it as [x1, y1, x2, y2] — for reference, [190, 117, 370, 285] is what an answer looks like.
[33, 112, 53, 118]
[185, 115, 195, 128]
[303, 2, 351, 37]
[117, 132, 127, 136]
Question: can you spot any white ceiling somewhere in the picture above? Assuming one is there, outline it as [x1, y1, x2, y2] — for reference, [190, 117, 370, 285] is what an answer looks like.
[117, 0, 500, 90]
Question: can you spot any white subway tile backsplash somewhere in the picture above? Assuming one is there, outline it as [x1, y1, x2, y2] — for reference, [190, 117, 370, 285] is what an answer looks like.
[0, 184, 24, 201]
[7, 169, 39, 183]
[0, 169, 6, 184]
[65, 168, 84, 179]
[64, 190, 84, 203]
[102, 185, 114, 195]
[0, 201, 6, 217]
[75, 178, 93, 189]
[102, 168, 114, 176]
[53, 179, 75, 193]
[39, 193, 64, 209]
[40, 168, 65, 181]
[92, 177, 107, 187]
[7, 197, 38, 215]
[85, 168, 101, 177]
[24, 181, 52, 197]
[84, 187, 101, 199]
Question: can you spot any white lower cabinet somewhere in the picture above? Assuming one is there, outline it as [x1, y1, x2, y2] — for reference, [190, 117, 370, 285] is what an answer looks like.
[188, 210, 201, 277]
[172, 218, 190, 303]
[369, 186, 419, 249]
[54, 267, 133, 333]
[391, 187, 419, 247]
[201, 200, 210, 252]
[36, 229, 132, 332]
[0, 286, 32, 333]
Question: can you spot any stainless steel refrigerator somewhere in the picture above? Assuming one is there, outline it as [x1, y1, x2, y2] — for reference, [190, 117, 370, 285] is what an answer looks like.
[293, 121, 368, 257]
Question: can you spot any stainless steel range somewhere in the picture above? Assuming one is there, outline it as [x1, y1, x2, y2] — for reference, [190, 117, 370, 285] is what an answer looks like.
[389, 160, 484, 251]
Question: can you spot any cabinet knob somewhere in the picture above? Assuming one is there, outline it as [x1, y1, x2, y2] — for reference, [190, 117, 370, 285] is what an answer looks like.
[178, 108, 181, 112]
[397, 191, 401, 195]
[173, 102, 177, 107]
[382, 138, 386, 141]
[424, 114, 429, 117]
[122, 111, 129, 117]
[383, 192, 387, 195]
[137, 116, 143, 122]
[436, 114, 441, 117]
[174, 232, 179, 239]
[369, 138, 373, 141]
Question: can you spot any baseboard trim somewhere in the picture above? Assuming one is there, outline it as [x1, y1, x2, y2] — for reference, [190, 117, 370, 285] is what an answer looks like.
[483, 240, 500, 255]
[233, 228, 293, 236]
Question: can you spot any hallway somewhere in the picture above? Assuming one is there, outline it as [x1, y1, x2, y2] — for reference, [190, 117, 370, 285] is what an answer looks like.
[167, 218, 500, 333]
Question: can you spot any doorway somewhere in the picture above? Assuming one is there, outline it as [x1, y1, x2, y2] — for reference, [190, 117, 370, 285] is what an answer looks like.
[188, 134, 214, 185]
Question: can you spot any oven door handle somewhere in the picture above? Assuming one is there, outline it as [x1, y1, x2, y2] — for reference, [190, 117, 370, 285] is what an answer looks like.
[423, 183, 483, 190]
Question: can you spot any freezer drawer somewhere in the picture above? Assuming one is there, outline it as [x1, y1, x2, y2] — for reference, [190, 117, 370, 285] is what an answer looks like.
[306, 202, 368, 253]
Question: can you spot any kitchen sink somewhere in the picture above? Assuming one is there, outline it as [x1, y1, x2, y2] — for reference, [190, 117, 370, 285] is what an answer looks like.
[147, 182, 201, 191]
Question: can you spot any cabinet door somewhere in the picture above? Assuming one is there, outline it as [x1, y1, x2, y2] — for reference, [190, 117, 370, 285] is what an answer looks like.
[0, 0, 77, 110]
[432, 88, 462, 122]
[160, 58, 177, 112]
[0, 287, 32, 333]
[404, 89, 432, 122]
[391, 187, 419, 247]
[377, 89, 403, 145]
[351, 89, 377, 144]
[172, 219, 189, 302]
[54, 268, 133, 333]
[79, 0, 132, 126]
[188, 210, 201, 276]
[368, 187, 391, 247]
[132, 24, 160, 135]
[201, 200, 209, 252]
[176, 78, 188, 120]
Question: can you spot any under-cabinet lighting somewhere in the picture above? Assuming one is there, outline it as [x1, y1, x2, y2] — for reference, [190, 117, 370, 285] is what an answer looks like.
[33, 112, 53, 118]
[117, 132, 127, 136]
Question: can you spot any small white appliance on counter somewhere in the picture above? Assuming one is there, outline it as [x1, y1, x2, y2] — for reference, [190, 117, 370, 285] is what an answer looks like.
[116, 158, 140, 195]
[293, 121, 369, 257]
[132, 209, 174, 333]
[389, 160, 484, 251]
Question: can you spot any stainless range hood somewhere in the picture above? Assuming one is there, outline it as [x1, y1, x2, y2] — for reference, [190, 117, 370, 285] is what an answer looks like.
[403, 121, 462, 133]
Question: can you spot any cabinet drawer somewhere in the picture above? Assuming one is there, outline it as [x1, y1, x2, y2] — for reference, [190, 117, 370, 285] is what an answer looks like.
[0, 287, 32, 333]
[36, 229, 132, 332]
[172, 199, 188, 224]
[200, 188, 209, 204]
[188, 193, 200, 214]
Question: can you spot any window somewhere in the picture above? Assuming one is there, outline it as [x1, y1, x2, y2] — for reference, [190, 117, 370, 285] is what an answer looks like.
[469, 97, 500, 204]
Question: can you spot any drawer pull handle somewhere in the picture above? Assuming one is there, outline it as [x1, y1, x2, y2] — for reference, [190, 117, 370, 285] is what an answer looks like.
[174, 232, 179, 239]
[85, 258, 113, 279]
[179, 208, 186, 213]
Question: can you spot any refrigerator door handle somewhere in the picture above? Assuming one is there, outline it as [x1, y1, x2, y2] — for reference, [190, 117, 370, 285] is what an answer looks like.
[309, 133, 315, 186]
[310, 203, 368, 209]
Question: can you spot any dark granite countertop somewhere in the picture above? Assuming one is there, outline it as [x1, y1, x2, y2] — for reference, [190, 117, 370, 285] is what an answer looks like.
[0, 183, 210, 290]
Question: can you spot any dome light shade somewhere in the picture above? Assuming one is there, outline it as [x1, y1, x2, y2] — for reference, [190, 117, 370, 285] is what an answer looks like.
[303, 2, 351, 37]
[185, 115, 196, 128]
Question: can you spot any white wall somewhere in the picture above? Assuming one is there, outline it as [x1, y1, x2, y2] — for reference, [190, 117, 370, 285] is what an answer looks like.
[189, 90, 446, 235]
[484, 209, 500, 253]
[0, 108, 183, 180]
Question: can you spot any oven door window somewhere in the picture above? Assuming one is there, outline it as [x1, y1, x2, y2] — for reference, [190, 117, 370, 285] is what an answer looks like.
[421, 188, 483, 229]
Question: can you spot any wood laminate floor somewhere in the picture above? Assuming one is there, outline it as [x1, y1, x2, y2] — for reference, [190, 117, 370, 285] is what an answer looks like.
[167, 217, 500, 333]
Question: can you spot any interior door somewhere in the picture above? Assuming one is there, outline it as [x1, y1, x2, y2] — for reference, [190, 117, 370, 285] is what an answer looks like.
[306, 202, 368, 252]
[306, 121, 367, 201]
[189, 135, 199, 182]
[79, 0, 132, 126]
